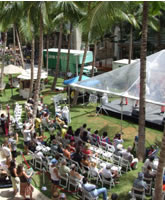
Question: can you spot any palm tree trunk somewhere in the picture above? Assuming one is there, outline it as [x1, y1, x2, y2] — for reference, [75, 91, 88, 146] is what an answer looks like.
[46, 35, 49, 72]
[72, 39, 89, 105]
[128, 25, 133, 64]
[154, 123, 165, 200]
[137, 1, 148, 161]
[91, 42, 97, 77]
[33, 10, 43, 119]
[0, 32, 7, 88]
[13, 25, 16, 65]
[65, 23, 73, 79]
[29, 37, 35, 98]
[16, 28, 25, 68]
[51, 23, 63, 90]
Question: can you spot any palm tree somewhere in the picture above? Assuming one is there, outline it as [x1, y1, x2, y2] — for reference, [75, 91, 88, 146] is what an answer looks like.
[72, 1, 126, 105]
[154, 124, 165, 199]
[51, 1, 82, 90]
[137, 1, 149, 161]
[0, 32, 7, 88]
[51, 22, 63, 90]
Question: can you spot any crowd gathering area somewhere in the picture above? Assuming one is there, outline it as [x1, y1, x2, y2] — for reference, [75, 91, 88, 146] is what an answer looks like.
[0, 94, 162, 200]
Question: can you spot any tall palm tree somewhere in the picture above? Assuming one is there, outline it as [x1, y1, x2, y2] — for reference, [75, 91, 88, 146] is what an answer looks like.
[72, 1, 126, 105]
[51, 1, 83, 90]
[0, 32, 7, 88]
[137, 1, 149, 161]
[154, 124, 165, 199]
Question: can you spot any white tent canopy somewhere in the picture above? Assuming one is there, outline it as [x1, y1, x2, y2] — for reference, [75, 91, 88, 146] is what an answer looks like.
[0, 65, 25, 75]
[17, 68, 48, 80]
[71, 50, 165, 106]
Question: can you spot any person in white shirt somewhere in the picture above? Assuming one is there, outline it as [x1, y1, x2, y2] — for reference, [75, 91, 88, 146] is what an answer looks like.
[100, 164, 115, 181]
[143, 156, 155, 173]
[49, 159, 60, 195]
[2, 140, 11, 165]
[22, 124, 34, 155]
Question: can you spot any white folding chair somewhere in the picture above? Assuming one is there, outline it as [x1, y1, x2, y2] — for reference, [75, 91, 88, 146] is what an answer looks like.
[144, 177, 153, 196]
[112, 154, 121, 167]
[100, 174, 115, 189]
[59, 173, 69, 189]
[34, 157, 43, 171]
[120, 157, 131, 173]
[88, 169, 101, 184]
[68, 176, 79, 192]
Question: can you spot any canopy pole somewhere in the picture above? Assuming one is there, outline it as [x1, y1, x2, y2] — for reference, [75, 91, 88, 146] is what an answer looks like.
[120, 97, 123, 134]
[76, 56, 78, 76]
[68, 86, 70, 110]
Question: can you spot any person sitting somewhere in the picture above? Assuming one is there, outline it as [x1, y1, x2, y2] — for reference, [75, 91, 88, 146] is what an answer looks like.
[100, 164, 117, 181]
[81, 155, 91, 167]
[81, 131, 89, 143]
[59, 159, 70, 176]
[121, 146, 138, 169]
[133, 172, 148, 190]
[114, 144, 123, 157]
[63, 145, 71, 159]
[90, 161, 99, 175]
[113, 133, 124, 149]
[101, 131, 111, 145]
[66, 126, 74, 136]
[144, 165, 156, 179]
[92, 130, 100, 144]
[82, 143, 92, 156]
[71, 147, 82, 166]
[70, 164, 83, 182]
[143, 156, 156, 173]
[80, 124, 87, 138]
[69, 140, 76, 153]
[55, 114, 65, 127]
[82, 177, 108, 200]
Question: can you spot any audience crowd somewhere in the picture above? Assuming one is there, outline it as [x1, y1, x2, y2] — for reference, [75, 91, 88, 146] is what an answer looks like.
[0, 97, 161, 200]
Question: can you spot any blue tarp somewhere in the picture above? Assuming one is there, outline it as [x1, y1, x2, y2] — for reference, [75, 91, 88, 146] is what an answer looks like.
[63, 75, 89, 85]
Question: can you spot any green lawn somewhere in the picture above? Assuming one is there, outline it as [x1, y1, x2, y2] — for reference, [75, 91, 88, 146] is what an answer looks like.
[0, 75, 162, 199]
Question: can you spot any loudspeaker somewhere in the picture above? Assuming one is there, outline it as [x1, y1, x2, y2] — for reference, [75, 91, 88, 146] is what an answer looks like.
[132, 108, 139, 117]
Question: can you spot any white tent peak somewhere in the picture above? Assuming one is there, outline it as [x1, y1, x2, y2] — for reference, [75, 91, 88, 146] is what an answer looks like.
[71, 50, 165, 106]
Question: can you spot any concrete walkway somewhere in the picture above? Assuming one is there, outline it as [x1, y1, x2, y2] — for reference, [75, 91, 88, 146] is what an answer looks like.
[0, 187, 50, 200]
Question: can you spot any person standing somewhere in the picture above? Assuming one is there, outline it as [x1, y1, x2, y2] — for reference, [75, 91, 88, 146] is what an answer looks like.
[22, 124, 34, 155]
[8, 160, 19, 196]
[0, 113, 7, 135]
[17, 164, 34, 200]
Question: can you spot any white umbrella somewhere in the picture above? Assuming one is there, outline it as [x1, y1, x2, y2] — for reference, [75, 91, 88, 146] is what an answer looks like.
[0, 65, 25, 75]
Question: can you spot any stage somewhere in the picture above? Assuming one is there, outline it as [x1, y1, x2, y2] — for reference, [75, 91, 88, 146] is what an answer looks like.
[96, 99, 165, 130]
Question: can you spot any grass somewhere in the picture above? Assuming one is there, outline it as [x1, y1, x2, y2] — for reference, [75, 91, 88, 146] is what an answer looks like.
[0, 75, 163, 199]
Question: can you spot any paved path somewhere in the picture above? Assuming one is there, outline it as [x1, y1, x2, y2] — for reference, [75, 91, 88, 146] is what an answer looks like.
[0, 187, 50, 200]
